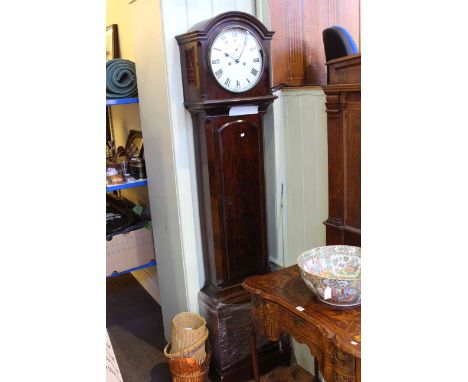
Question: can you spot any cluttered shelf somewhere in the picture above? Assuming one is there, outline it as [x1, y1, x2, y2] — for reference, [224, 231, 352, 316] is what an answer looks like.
[106, 194, 156, 277]
[106, 97, 139, 106]
[106, 58, 155, 278]
[106, 178, 147, 192]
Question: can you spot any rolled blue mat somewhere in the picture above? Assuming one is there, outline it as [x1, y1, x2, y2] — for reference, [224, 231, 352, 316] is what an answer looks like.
[106, 59, 138, 99]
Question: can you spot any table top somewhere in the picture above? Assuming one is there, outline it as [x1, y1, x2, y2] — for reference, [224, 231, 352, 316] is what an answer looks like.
[243, 265, 361, 357]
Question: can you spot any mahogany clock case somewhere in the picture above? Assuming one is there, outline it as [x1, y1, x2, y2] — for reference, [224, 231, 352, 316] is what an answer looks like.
[175, 11, 274, 108]
[175, 12, 288, 381]
[176, 12, 277, 293]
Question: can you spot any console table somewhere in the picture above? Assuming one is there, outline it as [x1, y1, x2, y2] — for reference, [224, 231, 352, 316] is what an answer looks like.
[243, 266, 361, 382]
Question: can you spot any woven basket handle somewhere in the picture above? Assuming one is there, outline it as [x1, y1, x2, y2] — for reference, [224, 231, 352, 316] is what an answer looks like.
[164, 328, 209, 359]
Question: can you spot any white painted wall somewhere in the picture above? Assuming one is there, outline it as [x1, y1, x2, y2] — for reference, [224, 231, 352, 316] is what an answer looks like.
[263, 90, 284, 266]
[127, 0, 192, 338]
[264, 88, 328, 267]
[282, 88, 328, 265]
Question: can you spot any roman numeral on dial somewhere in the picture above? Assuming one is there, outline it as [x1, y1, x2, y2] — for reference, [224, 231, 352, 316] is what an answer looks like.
[251, 68, 259, 76]
[215, 69, 223, 78]
[211, 59, 220, 64]
[253, 58, 260, 62]
[224, 78, 231, 87]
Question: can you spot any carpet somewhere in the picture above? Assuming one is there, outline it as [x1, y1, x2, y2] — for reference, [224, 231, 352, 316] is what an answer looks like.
[107, 273, 171, 382]
[106, 273, 315, 382]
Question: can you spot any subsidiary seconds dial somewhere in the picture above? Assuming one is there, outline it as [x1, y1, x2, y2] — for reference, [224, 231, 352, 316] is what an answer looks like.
[209, 27, 263, 93]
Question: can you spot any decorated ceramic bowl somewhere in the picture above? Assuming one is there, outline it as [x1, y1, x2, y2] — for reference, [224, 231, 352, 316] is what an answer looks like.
[297, 245, 361, 308]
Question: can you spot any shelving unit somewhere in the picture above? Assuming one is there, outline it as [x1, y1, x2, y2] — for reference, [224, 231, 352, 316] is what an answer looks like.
[106, 97, 156, 275]
[106, 178, 148, 192]
[107, 259, 156, 278]
[106, 97, 148, 192]
[106, 97, 139, 106]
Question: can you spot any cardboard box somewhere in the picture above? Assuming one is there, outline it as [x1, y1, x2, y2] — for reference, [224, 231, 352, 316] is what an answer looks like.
[106, 330, 123, 382]
[106, 227, 155, 276]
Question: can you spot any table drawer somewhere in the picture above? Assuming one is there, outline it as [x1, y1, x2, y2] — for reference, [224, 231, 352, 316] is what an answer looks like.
[263, 301, 356, 373]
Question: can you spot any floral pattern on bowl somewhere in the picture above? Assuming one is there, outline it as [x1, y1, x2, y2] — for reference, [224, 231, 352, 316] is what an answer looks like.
[297, 245, 361, 307]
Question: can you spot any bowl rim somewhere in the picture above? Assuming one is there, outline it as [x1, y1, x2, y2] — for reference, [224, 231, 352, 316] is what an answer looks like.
[297, 245, 361, 281]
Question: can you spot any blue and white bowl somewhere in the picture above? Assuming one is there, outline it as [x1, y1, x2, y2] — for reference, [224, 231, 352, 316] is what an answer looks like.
[297, 245, 361, 307]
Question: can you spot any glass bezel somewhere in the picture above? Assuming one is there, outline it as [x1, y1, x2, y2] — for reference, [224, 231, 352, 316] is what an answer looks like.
[208, 25, 264, 93]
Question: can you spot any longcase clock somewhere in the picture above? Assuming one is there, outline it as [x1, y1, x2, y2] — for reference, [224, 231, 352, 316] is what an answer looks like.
[176, 11, 290, 382]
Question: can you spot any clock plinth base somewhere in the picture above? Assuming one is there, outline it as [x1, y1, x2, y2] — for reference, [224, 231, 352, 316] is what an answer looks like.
[208, 340, 291, 382]
[199, 286, 291, 381]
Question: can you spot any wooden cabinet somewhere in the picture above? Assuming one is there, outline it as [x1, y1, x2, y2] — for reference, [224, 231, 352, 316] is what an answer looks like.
[323, 54, 361, 246]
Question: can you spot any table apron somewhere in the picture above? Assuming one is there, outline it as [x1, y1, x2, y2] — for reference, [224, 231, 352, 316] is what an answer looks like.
[252, 300, 358, 382]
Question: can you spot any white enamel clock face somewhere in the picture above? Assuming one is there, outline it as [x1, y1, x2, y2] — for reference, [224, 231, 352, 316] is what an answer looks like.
[209, 27, 263, 93]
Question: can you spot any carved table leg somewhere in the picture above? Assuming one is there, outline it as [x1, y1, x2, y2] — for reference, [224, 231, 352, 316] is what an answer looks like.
[356, 357, 361, 382]
[314, 357, 319, 382]
[248, 326, 260, 382]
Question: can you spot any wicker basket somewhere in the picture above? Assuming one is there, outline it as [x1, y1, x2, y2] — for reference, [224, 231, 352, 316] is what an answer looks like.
[171, 312, 207, 361]
[164, 327, 209, 362]
[165, 340, 211, 382]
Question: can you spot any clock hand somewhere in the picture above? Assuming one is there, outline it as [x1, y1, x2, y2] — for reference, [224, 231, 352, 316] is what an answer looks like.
[214, 47, 237, 61]
[236, 32, 249, 61]
[223, 51, 238, 61]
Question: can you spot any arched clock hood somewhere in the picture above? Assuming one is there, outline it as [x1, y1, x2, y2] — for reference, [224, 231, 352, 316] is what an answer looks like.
[175, 11, 275, 112]
[179, 11, 274, 40]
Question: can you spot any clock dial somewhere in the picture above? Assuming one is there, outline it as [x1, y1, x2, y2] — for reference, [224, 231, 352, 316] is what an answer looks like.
[209, 27, 263, 93]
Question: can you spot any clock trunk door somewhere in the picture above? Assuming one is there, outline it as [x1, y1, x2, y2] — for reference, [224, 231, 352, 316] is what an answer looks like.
[208, 115, 268, 287]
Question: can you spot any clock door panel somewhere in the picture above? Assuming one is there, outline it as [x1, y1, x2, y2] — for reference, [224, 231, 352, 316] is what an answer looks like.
[212, 117, 268, 286]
